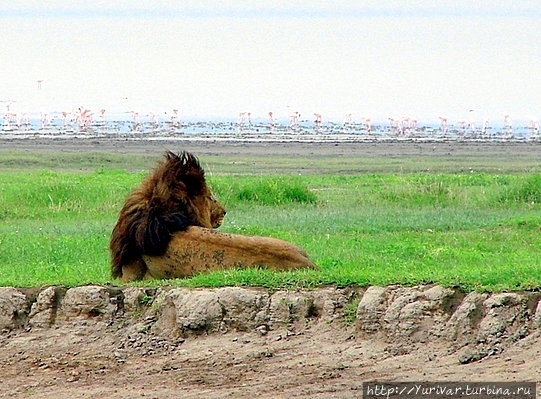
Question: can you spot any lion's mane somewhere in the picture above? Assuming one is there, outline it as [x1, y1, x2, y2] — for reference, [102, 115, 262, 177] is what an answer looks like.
[110, 151, 224, 279]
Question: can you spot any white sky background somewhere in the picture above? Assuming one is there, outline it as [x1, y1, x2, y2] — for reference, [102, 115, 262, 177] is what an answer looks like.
[1, 0, 540, 123]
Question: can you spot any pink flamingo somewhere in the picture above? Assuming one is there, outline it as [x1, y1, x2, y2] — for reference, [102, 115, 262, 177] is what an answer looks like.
[409, 116, 418, 132]
[131, 111, 140, 125]
[15, 110, 29, 129]
[438, 116, 448, 134]
[289, 111, 300, 129]
[61, 111, 70, 128]
[237, 112, 246, 126]
[40, 110, 50, 129]
[268, 111, 275, 127]
[4, 103, 15, 130]
[401, 116, 417, 134]
[171, 109, 179, 125]
[456, 119, 468, 134]
[4, 103, 24, 129]
[313, 113, 323, 132]
[389, 117, 402, 135]
[78, 107, 93, 129]
[361, 116, 371, 133]
[148, 111, 159, 125]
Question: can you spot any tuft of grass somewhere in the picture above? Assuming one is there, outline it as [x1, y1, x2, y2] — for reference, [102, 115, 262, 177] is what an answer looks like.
[499, 173, 541, 204]
[223, 177, 317, 206]
[342, 295, 360, 326]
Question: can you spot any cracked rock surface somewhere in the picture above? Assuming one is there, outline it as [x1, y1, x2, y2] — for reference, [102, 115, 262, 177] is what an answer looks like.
[1, 284, 540, 398]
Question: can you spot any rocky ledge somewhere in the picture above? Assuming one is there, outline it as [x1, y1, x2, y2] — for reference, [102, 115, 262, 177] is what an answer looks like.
[1, 285, 540, 363]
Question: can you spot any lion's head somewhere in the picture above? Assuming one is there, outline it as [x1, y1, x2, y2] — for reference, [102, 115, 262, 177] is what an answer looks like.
[110, 151, 226, 279]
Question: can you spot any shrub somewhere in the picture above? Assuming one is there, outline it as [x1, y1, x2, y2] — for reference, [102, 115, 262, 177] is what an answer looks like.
[234, 178, 317, 205]
[500, 173, 541, 204]
[379, 176, 457, 207]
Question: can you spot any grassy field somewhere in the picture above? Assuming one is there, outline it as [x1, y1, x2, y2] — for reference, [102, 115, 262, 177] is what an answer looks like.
[1, 150, 540, 291]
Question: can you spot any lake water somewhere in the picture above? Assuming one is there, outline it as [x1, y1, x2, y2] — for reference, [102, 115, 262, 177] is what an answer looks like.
[1, 114, 538, 141]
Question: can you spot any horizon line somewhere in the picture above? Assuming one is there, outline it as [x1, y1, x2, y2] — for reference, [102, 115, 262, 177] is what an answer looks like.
[2, 8, 541, 19]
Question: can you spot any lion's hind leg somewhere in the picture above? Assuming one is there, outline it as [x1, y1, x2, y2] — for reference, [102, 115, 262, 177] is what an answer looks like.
[143, 226, 317, 280]
[120, 258, 150, 282]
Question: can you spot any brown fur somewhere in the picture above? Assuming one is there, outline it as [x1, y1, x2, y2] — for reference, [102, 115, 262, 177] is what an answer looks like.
[110, 151, 316, 281]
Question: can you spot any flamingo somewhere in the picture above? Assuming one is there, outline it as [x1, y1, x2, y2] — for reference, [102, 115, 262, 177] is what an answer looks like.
[4, 102, 24, 130]
[466, 110, 476, 135]
[528, 116, 539, 137]
[40, 110, 50, 129]
[15, 110, 29, 129]
[502, 113, 512, 136]
[268, 111, 275, 127]
[388, 117, 402, 135]
[131, 110, 140, 125]
[456, 119, 468, 135]
[3, 103, 14, 130]
[237, 112, 246, 127]
[313, 113, 323, 133]
[61, 111, 70, 128]
[78, 107, 93, 129]
[481, 117, 490, 136]
[148, 111, 159, 125]
[289, 111, 300, 129]
[172, 109, 179, 124]
[361, 116, 372, 133]
[438, 116, 448, 134]
[401, 116, 417, 134]
[166, 109, 179, 126]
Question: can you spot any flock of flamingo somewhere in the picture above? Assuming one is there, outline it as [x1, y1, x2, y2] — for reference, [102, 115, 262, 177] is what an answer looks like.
[240, 109, 540, 138]
[3, 103, 102, 131]
[1, 102, 183, 131]
[2, 101, 540, 139]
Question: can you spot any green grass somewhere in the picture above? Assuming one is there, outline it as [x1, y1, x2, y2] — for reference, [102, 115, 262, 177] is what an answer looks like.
[0, 153, 540, 291]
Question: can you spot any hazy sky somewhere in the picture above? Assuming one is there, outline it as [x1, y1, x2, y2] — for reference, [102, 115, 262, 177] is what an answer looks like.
[1, 1, 540, 123]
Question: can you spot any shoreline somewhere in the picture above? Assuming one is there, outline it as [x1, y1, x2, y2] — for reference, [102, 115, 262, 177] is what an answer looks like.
[1, 136, 540, 157]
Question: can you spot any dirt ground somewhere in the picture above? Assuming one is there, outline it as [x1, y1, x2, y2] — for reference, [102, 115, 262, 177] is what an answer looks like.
[1, 322, 540, 399]
[1, 136, 541, 159]
[1, 137, 540, 398]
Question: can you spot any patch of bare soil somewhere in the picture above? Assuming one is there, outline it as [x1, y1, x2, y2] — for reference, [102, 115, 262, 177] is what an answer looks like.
[0, 285, 540, 398]
[1, 136, 540, 159]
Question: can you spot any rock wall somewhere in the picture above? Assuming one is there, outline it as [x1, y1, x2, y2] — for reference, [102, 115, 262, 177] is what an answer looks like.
[1, 285, 540, 362]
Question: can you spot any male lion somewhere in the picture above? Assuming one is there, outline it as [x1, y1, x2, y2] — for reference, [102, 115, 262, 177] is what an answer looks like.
[110, 151, 316, 281]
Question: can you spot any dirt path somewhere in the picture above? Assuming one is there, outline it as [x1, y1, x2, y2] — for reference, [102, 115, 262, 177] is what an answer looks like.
[1, 324, 540, 399]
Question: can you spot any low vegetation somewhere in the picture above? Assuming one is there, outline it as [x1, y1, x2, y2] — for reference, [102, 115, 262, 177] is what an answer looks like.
[0, 152, 540, 291]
